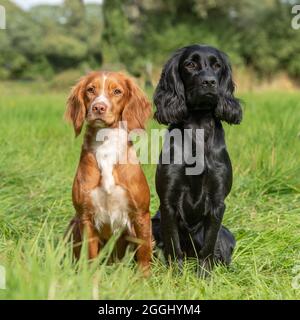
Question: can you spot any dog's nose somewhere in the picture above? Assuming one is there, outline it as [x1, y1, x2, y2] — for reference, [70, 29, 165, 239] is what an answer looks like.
[92, 103, 107, 114]
[201, 76, 217, 87]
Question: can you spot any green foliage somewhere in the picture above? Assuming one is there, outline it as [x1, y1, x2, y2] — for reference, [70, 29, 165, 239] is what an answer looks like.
[238, 1, 300, 77]
[0, 0, 103, 79]
[102, 0, 300, 79]
[49, 69, 84, 90]
[42, 34, 88, 69]
[0, 0, 300, 80]
[0, 84, 299, 299]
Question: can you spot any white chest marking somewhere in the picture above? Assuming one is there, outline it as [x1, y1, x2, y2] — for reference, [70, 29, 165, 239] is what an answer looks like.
[91, 128, 130, 233]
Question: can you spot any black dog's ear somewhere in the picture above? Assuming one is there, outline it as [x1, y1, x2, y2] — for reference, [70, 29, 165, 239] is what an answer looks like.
[215, 52, 242, 125]
[154, 48, 187, 125]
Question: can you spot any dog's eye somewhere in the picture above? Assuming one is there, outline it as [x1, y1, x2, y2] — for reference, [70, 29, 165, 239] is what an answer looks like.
[87, 87, 95, 94]
[185, 61, 197, 69]
[113, 88, 122, 96]
[213, 63, 221, 70]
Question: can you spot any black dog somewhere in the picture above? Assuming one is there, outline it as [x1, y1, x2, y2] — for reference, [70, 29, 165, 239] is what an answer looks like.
[152, 45, 242, 273]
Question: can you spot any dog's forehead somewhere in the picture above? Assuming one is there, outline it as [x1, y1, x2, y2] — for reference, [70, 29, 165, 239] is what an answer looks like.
[86, 72, 124, 89]
[109, 73, 126, 87]
[85, 72, 104, 87]
[183, 46, 220, 60]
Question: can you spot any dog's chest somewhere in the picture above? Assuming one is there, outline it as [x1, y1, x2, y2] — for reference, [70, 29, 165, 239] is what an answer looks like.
[90, 129, 131, 233]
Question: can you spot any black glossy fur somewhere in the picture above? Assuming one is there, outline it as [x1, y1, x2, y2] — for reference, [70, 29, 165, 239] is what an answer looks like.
[152, 45, 242, 273]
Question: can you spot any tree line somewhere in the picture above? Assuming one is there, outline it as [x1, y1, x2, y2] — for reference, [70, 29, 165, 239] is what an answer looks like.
[0, 0, 299, 82]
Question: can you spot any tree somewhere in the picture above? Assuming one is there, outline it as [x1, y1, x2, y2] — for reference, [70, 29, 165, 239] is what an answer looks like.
[63, 0, 86, 41]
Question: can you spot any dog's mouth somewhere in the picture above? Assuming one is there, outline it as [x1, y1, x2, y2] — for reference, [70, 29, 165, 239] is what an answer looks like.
[187, 87, 218, 99]
[91, 119, 108, 128]
[201, 92, 218, 103]
[202, 91, 216, 97]
[187, 90, 218, 110]
[87, 112, 116, 127]
[94, 119, 106, 124]
[86, 116, 108, 128]
[200, 92, 216, 101]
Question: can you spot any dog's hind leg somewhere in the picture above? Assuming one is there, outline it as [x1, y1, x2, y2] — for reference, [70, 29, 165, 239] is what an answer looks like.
[214, 225, 236, 266]
[192, 223, 235, 277]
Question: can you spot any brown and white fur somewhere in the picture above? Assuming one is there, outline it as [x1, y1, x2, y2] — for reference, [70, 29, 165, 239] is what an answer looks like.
[65, 71, 152, 276]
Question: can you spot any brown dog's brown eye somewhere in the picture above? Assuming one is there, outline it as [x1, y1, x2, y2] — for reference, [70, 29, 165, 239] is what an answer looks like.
[113, 88, 122, 96]
[87, 87, 95, 94]
[185, 61, 196, 69]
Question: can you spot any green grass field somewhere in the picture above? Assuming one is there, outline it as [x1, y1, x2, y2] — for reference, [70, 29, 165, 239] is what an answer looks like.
[0, 83, 299, 299]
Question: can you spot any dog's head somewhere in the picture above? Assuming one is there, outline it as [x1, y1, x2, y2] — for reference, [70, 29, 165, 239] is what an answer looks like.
[65, 71, 152, 136]
[154, 45, 242, 125]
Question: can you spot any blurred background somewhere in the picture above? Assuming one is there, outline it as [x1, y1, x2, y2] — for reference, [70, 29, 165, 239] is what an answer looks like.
[1, 0, 300, 91]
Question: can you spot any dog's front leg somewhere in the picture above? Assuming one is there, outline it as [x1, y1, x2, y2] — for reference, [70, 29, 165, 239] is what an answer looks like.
[199, 203, 225, 271]
[134, 211, 152, 277]
[77, 217, 100, 260]
[161, 207, 183, 270]
[66, 216, 100, 260]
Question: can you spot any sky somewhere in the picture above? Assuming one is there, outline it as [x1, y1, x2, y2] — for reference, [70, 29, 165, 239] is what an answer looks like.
[12, 0, 103, 10]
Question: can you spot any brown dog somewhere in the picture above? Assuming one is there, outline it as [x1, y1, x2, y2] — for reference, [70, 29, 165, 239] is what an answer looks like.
[65, 71, 152, 275]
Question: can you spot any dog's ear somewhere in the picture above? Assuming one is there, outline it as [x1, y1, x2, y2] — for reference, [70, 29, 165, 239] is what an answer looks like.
[65, 77, 86, 137]
[122, 75, 152, 131]
[154, 48, 187, 125]
[215, 51, 242, 125]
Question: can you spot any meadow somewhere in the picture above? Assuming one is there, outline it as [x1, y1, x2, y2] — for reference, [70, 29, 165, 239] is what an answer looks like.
[0, 83, 299, 299]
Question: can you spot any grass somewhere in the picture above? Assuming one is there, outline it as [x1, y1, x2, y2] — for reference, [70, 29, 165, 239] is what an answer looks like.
[0, 82, 299, 299]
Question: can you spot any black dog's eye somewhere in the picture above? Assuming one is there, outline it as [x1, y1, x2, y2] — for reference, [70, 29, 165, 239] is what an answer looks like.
[213, 63, 221, 70]
[87, 87, 95, 94]
[185, 61, 197, 69]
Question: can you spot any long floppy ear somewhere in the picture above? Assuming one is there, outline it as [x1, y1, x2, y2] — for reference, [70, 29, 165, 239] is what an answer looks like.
[154, 48, 187, 125]
[214, 51, 242, 125]
[65, 77, 86, 137]
[122, 76, 152, 131]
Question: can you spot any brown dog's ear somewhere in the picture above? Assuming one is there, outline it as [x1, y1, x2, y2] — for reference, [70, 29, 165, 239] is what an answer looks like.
[65, 78, 86, 137]
[122, 76, 152, 131]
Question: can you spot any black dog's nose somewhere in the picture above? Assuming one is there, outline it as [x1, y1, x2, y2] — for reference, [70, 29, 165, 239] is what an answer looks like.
[201, 76, 217, 87]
